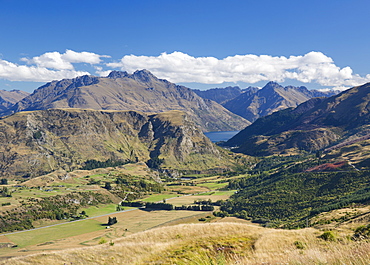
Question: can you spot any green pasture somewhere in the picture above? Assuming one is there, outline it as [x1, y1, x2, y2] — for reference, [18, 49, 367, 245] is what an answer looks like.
[80, 204, 118, 217]
[140, 193, 179, 203]
[6, 219, 103, 248]
[198, 190, 236, 196]
[197, 182, 228, 190]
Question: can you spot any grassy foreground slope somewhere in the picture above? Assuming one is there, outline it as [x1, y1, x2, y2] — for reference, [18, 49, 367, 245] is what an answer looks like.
[3, 222, 369, 265]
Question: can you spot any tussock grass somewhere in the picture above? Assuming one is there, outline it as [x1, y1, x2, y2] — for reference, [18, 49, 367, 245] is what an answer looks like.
[2, 222, 369, 265]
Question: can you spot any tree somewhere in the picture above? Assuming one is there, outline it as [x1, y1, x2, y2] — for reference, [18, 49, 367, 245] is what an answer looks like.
[104, 182, 112, 190]
[107, 217, 118, 226]
[0, 179, 8, 185]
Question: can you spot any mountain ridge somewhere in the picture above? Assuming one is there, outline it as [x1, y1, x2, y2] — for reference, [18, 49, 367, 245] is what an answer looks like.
[0, 70, 250, 132]
[222, 81, 338, 122]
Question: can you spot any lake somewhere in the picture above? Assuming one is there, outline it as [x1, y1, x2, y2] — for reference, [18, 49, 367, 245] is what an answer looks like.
[204, 131, 240, 142]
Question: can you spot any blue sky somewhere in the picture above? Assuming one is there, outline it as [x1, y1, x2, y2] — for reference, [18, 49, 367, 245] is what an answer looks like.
[1, 0, 370, 92]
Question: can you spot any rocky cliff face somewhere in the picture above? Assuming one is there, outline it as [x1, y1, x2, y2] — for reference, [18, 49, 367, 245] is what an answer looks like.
[226, 82, 370, 156]
[0, 109, 232, 179]
[1, 70, 250, 132]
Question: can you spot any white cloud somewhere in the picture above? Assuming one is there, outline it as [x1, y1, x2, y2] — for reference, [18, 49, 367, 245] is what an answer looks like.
[21, 50, 109, 70]
[107, 51, 370, 89]
[0, 50, 109, 82]
[1, 50, 370, 90]
[94, 66, 111, 77]
[0, 58, 89, 82]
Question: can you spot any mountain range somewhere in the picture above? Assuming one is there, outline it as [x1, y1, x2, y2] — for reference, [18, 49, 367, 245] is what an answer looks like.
[0, 70, 250, 132]
[195, 82, 338, 123]
[0, 89, 29, 111]
[193, 86, 258, 104]
[225, 82, 370, 161]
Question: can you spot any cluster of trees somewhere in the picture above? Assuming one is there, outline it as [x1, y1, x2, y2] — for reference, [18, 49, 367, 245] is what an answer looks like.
[193, 199, 224, 206]
[121, 201, 145, 207]
[222, 161, 370, 227]
[174, 205, 214, 211]
[0, 191, 112, 233]
[120, 201, 215, 212]
[146, 157, 164, 169]
[0, 187, 11, 197]
[81, 159, 130, 170]
[144, 202, 215, 211]
[145, 202, 173, 210]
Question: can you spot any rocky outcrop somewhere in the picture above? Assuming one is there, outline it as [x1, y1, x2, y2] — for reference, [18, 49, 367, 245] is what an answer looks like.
[1, 70, 250, 132]
[0, 109, 233, 179]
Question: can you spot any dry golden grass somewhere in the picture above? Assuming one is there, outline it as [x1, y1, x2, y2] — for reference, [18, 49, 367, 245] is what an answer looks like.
[3, 221, 369, 265]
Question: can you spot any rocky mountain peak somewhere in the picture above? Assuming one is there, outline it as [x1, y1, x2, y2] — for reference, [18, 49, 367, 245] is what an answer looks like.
[263, 81, 283, 90]
[107, 70, 129, 79]
[131, 69, 158, 83]
[68, 75, 100, 88]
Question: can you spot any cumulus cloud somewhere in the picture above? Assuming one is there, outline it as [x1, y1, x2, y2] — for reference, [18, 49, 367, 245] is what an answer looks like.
[1, 50, 370, 90]
[0, 50, 110, 82]
[94, 66, 112, 77]
[107, 51, 370, 89]
[0, 58, 89, 82]
[21, 49, 109, 70]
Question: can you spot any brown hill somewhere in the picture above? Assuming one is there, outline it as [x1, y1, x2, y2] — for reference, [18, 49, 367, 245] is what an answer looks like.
[0, 108, 236, 179]
[1, 70, 250, 132]
[226, 82, 370, 156]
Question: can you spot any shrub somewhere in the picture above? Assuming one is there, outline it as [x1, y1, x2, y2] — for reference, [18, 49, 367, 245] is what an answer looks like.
[319, 231, 336, 241]
[294, 240, 306, 249]
[98, 238, 107, 244]
[353, 224, 370, 240]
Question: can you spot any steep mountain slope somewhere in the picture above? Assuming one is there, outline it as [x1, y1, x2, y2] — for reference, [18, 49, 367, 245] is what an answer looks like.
[225, 82, 370, 156]
[222, 82, 337, 122]
[193, 86, 258, 104]
[0, 70, 250, 132]
[0, 109, 235, 179]
[0, 89, 29, 111]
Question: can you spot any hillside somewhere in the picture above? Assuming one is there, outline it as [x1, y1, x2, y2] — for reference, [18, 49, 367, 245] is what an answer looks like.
[226, 82, 370, 157]
[223, 154, 370, 227]
[0, 70, 250, 132]
[0, 108, 236, 179]
[0, 90, 29, 111]
[3, 222, 369, 264]
[222, 82, 337, 122]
